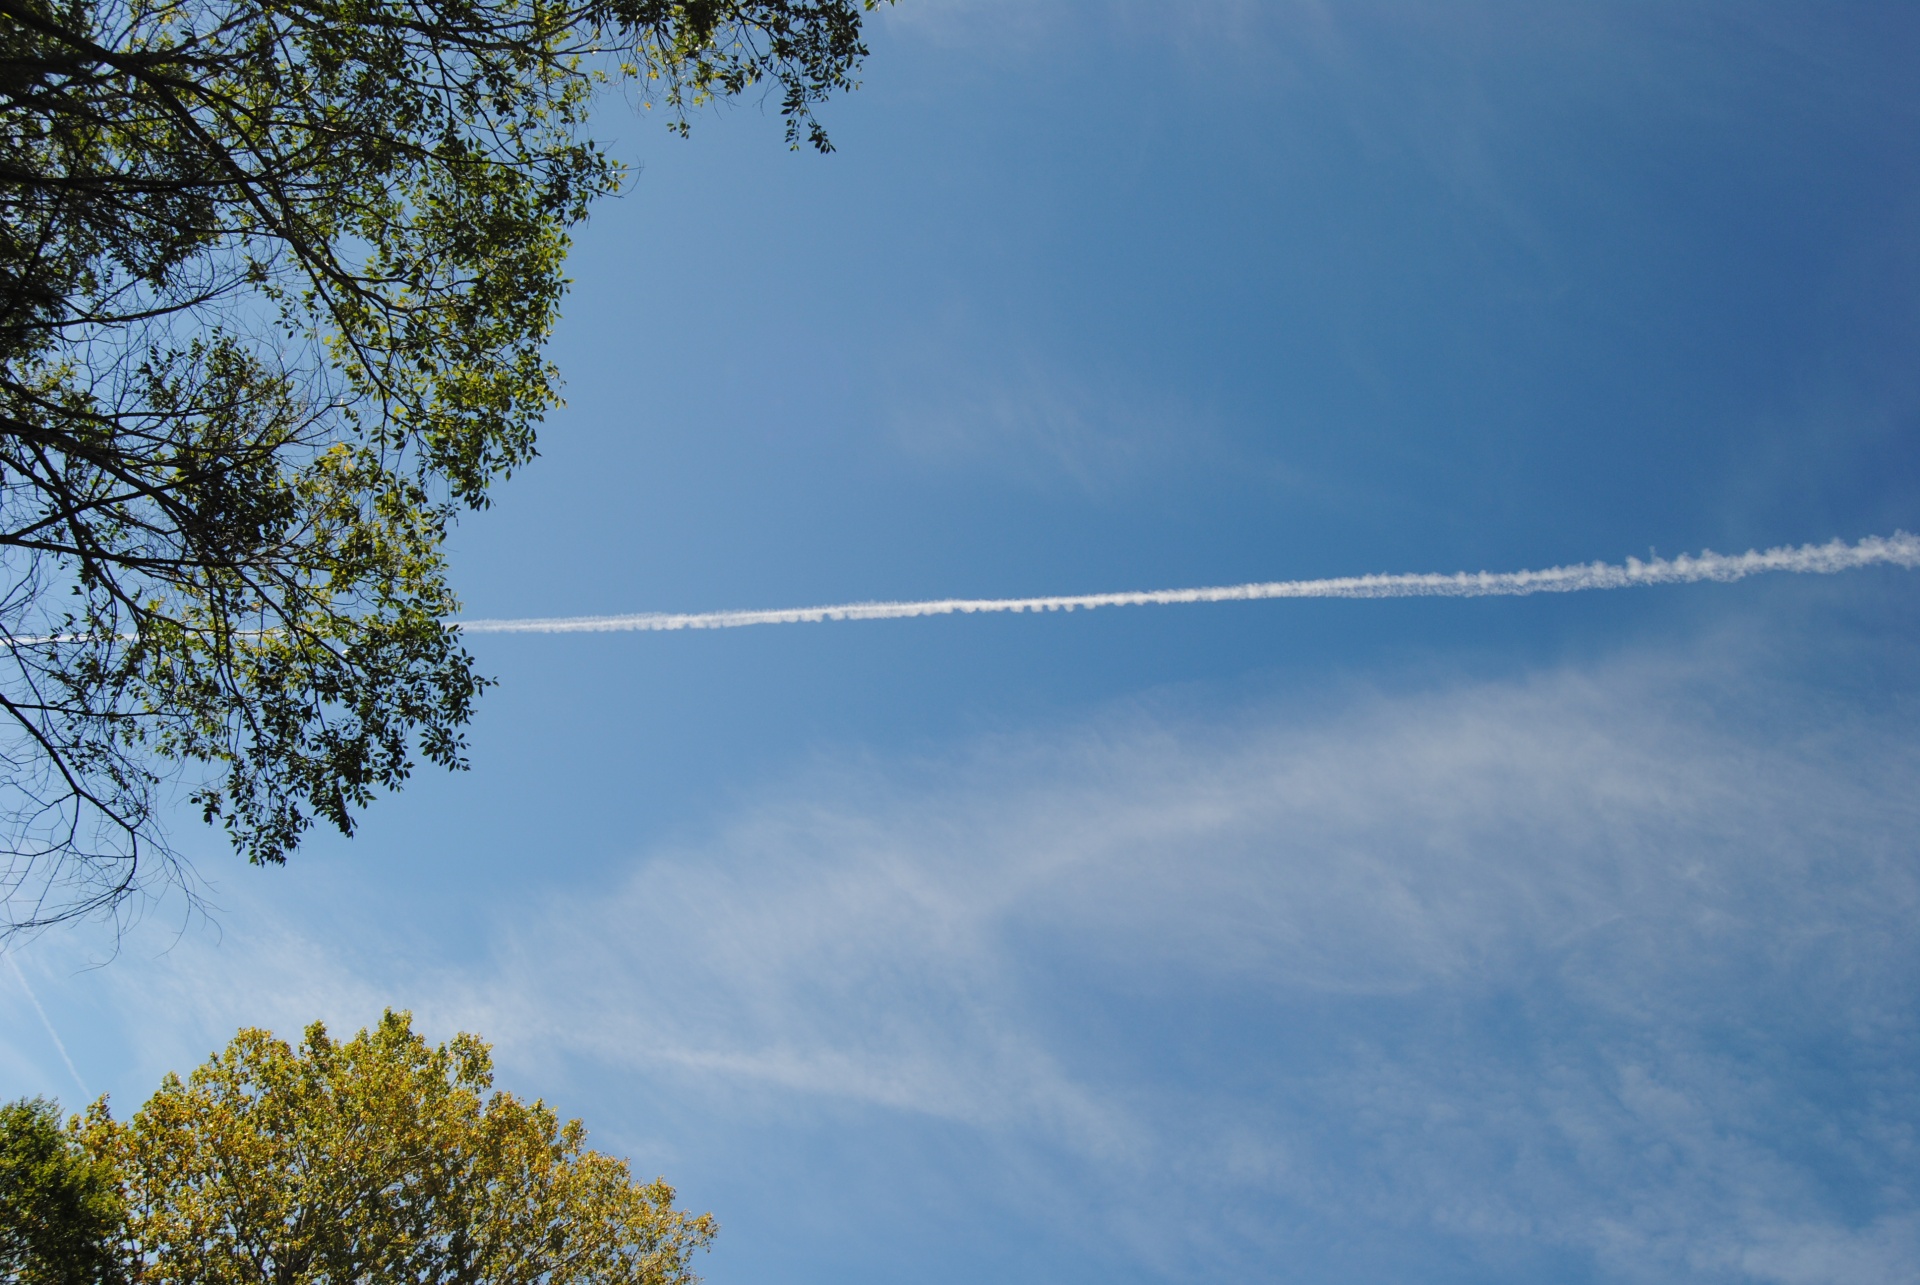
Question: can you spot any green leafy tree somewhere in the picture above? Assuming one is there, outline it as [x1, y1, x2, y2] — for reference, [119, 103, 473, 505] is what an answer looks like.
[73, 1010, 714, 1284]
[0, 0, 889, 928]
[0, 1096, 126, 1285]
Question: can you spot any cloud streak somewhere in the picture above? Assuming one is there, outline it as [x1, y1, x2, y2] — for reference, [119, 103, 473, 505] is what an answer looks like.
[457, 532, 1920, 634]
[13, 621, 1920, 1281]
[446, 638, 1920, 1279]
[6, 951, 89, 1098]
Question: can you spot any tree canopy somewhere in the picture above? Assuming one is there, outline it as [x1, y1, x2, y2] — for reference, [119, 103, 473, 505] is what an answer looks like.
[0, 1097, 125, 1285]
[0, 0, 889, 928]
[13, 1011, 714, 1285]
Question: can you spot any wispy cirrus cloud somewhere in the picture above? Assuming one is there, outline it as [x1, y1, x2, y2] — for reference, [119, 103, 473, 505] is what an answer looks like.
[11, 616, 1920, 1281]
[469, 629, 1920, 1280]
[876, 353, 1227, 498]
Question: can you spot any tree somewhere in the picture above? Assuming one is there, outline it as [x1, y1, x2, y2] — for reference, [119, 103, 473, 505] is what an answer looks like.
[70, 1010, 715, 1284]
[0, 0, 889, 928]
[0, 1097, 126, 1285]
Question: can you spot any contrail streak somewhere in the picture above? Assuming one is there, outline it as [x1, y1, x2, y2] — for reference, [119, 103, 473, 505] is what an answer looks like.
[457, 532, 1920, 635]
[5, 951, 89, 1099]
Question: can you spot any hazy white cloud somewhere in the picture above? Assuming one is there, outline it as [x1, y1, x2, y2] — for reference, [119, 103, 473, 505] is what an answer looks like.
[877, 354, 1232, 497]
[9, 626, 1919, 1281]
[875, 0, 1062, 53]
[877, 0, 1317, 64]
[498, 642, 1918, 1279]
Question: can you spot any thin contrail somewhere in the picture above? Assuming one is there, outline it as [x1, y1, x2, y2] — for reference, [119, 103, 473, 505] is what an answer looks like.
[5, 951, 89, 1099]
[457, 532, 1920, 635]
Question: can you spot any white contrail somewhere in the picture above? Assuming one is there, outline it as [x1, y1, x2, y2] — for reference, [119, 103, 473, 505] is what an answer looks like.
[456, 532, 1920, 635]
[5, 951, 89, 1099]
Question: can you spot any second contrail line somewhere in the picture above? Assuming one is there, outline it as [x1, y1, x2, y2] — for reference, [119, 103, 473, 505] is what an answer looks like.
[455, 532, 1920, 635]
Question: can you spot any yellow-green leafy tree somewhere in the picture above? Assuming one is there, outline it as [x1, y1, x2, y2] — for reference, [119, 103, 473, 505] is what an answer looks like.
[74, 1011, 714, 1285]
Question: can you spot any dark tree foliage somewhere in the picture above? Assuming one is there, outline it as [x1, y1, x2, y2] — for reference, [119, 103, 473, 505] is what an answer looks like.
[0, 1097, 126, 1285]
[0, 0, 888, 927]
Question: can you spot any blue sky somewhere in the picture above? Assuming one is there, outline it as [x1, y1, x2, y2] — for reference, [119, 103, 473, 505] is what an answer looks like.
[8, 2, 1920, 1281]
